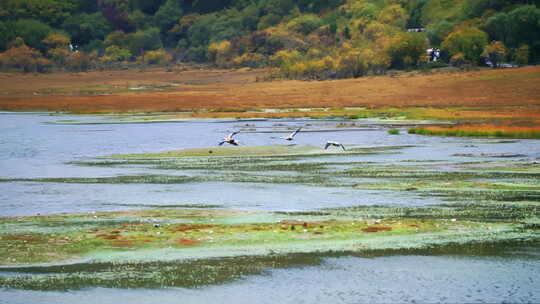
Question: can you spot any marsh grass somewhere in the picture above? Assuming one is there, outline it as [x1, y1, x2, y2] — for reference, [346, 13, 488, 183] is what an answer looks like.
[409, 128, 540, 139]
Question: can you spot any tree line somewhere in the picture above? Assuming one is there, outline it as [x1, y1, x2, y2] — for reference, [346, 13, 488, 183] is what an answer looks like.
[0, 0, 539, 78]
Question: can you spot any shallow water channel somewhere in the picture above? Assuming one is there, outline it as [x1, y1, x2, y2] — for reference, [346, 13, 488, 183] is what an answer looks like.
[1, 112, 539, 303]
[1, 112, 539, 215]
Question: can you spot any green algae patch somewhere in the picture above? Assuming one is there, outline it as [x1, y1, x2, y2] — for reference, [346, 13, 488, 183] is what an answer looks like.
[106, 144, 400, 160]
[1, 238, 539, 291]
[0, 207, 538, 267]
[110, 145, 322, 158]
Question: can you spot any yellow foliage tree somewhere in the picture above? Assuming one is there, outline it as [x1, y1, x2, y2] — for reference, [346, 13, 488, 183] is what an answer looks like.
[42, 33, 72, 66]
[481, 41, 507, 68]
[232, 53, 267, 67]
[377, 5, 408, 28]
[208, 40, 234, 67]
[139, 49, 172, 65]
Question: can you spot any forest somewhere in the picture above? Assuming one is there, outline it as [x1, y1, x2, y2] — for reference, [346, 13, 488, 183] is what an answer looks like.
[0, 0, 539, 78]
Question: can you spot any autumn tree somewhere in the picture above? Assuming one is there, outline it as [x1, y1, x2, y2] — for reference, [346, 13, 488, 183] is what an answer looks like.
[482, 40, 507, 68]
[377, 5, 408, 29]
[66, 51, 96, 71]
[104, 45, 132, 61]
[208, 40, 234, 66]
[0, 41, 48, 72]
[139, 49, 172, 65]
[386, 32, 428, 69]
[441, 26, 488, 64]
[42, 33, 71, 65]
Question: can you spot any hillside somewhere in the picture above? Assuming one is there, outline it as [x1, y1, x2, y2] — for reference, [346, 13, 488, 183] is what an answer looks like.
[1, 0, 539, 78]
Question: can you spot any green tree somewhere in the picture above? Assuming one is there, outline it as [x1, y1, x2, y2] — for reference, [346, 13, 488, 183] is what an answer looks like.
[426, 20, 456, 47]
[62, 13, 112, 46]
[130, 10, 153, 29]
[154, 0, 183, 33]
[442, 26, 488, 64]
[514, 44, 530, 65]
[0, 0, 76, 26]
[263, 0, 297, 16]
[130, 0, 166, 14]
[507, 5, 540, 60]
[405, 0, 428, 27]
[296, 0, 343, 13]
[12, 19, 53, 51]
[105, 45, 132, 61]
[0, 22, 15, 51]
[483, 12, 511, 46]
[286, 14, 322, 35]
[127, 27, 162, 56]
[105, 30, 130, 48]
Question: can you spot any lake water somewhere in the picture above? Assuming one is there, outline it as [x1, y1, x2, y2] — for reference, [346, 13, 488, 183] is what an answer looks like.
[1, 112, 539, 303]
[2, 246, 539, 304]
[1, 112, 539, 216]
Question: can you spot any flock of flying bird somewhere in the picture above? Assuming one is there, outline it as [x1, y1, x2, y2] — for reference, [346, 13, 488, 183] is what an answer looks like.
[218, 127, 347, 150]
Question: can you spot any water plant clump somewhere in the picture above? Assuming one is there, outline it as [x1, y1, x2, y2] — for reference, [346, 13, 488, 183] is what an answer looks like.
[1, 205, 538, 268]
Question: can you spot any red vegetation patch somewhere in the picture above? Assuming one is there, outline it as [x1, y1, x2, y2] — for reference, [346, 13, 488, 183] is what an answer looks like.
[2, 234, 41, 242]
[362, 226, 393, 233]
[169, 224, 215, 232]
[96, 234, 120, 240]
[177, 239, 202, 246]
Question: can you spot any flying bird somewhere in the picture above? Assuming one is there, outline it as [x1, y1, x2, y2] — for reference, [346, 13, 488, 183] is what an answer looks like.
[219, 131, 239, 146]
[283, 127, 302, 141]
[324, 141, 346, 151]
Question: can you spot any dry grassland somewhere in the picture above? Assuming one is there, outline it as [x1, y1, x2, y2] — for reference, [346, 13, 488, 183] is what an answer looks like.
[0, 66, 539, 122]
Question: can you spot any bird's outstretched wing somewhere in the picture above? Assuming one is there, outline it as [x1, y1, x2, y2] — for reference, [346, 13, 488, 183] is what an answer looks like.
[229, 131, 239, 138]
[339, 144, 346, 151]
[230, 141, 239, 146]
[218, 141, 225, 146]
[324, 142, 331, 149]
[290, 127, 301, 138]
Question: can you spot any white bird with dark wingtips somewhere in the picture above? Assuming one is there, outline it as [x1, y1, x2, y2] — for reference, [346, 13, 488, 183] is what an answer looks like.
[219, 131, 240, 146]
[324, 141, 346, 151]
[283, 127, 302, 141]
